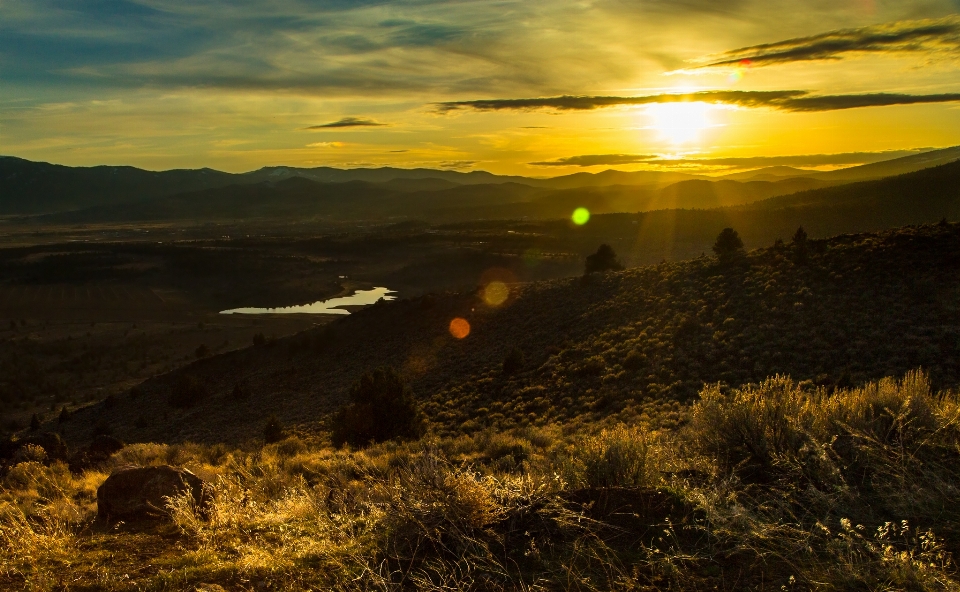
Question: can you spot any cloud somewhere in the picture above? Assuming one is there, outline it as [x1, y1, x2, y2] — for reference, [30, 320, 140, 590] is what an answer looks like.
[437, 90, 960, 112]
[435, 90, 805, 111]
[530, 154, 658, 166]
[306, 141, 345, 147]
[530, 150, 927, 168]
[438, 160, 477, 169]
[692, 17, 960, 69]
[306, 117, 387, 129]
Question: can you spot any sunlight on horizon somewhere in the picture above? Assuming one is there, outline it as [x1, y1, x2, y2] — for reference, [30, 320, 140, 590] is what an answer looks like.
[646, 102, 715, 145]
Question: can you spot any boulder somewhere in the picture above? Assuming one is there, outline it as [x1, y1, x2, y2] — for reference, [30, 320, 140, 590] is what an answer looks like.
[97, 465, 207, 521]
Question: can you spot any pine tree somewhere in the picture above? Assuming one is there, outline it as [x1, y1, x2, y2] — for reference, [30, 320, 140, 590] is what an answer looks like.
[585, 244, 624, 274]
[712, 228, 744, 263]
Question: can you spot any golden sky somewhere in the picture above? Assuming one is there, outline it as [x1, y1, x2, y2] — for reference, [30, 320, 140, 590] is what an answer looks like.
[2, 0, 959, 175]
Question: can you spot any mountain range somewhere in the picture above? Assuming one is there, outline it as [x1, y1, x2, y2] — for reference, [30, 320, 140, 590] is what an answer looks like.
[3, 145, 959, 218]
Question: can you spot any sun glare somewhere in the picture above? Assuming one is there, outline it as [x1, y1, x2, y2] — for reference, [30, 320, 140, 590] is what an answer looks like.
[647, 102, 713, 144]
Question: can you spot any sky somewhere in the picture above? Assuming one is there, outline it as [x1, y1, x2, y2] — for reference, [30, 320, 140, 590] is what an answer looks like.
[2, 0, 960, 175]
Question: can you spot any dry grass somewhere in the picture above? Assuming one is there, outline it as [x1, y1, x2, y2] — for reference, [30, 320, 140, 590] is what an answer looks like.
[3, 371, 960, 590]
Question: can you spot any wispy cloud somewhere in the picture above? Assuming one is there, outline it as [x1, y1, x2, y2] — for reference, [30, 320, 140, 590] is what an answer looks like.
[530, 150, 926, 168]
[691, 17, 960, 69]
[306, 117, 387, 129]
[530, 154, 658, 166]
[439, 160, 477, 169]
[438, 90, 960, 113]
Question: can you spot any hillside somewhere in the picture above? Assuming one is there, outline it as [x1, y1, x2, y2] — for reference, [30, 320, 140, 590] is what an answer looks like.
[57, 222, 960, 446]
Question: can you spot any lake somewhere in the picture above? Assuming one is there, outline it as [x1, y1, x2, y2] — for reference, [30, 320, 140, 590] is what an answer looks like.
[220, 287, 396, 315]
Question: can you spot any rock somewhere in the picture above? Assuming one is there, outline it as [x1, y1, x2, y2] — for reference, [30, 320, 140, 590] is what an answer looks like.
[97, 465, 207, 521]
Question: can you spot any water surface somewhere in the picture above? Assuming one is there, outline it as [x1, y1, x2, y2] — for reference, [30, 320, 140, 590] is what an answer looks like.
[220, 287, 396, 315]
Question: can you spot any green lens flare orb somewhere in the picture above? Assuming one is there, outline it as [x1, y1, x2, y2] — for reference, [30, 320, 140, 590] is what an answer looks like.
[572, 207, 590, 225]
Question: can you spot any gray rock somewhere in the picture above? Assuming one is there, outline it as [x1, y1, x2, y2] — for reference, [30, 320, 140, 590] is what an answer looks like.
[97, 465, 207, 521]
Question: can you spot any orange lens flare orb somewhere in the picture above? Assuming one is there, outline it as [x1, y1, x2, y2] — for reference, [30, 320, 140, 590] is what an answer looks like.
[482, 280, 509, 306]
[449, 317, 471, 339]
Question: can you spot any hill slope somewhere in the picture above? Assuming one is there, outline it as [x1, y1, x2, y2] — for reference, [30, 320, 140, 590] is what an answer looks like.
[59, 222, 960, 445]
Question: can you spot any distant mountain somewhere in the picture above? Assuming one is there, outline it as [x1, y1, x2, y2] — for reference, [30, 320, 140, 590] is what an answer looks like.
[748, 158, 960, 220]
[4, 145, 957, 217]
[809, 146, 960, 182]
[720, 166, 817, 181]
[0, 157, 239, 215]
[239, 165, 536, 187]
[33, 173, 845, 224]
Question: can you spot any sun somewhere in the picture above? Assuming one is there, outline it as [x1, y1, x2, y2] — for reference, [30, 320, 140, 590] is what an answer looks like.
[647, 101, 713, 144]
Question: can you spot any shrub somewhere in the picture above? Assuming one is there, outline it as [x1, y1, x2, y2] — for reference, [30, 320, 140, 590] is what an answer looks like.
[331, 368, 424, 447]
[502, 348, 525, 376]
[263, 415, 285, 444]
[563, 425, 656, 488]
[584, 244, 624, 274]
[29, 413, 41, 432]
[168, 375, 209, 409]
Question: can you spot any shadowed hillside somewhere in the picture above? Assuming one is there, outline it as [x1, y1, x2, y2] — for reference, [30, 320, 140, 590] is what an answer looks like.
[57, 222, 960, 445]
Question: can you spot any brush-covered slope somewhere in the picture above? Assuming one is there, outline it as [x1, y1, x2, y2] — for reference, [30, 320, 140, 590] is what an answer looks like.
[59, 222, 960, 445]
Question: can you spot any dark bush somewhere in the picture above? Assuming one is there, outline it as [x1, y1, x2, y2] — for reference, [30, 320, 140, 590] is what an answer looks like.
[503, 348, 525, 376]
[29, 413, 41, 432]
[168, 375, 209, 408]
[195, 344, 210, 358]
[585, 244, 624, 274]
[253, 333, 266, 347]
[232, 384, 247, 400]
[331, 368, 424, 448]
[263, 415, 285, 444]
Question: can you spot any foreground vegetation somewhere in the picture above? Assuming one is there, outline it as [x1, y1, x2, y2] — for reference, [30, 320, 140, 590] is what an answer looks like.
[4, 371, 960, 590]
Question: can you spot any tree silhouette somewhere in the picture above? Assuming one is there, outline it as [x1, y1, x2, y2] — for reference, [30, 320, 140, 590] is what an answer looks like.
[792, 226, 809, 263]
[585, 244, 624, 274]
[712, 228, 744, 263]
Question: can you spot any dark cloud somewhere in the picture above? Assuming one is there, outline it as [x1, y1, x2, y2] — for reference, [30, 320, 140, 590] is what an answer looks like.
[438, 90, 960, 112]
[435, 90, 805, 111]
[695, 17, 960, 68]
[439, 160, 477, 169]
[530, 154, 658, 166]
[779, 93, 960, 111]
[306, 117, 388, 129]
[530, 150, 925, 168]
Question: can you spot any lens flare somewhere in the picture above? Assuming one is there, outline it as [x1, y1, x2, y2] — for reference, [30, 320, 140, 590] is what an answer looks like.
[482, 280, 509, 306]
[572, 207, 590, 225]
[728, 59, 751, 84]
[449, 317, 470, 339]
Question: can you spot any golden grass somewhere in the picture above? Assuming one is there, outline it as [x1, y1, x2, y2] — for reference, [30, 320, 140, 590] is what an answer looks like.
[4, 371, 960, 590]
